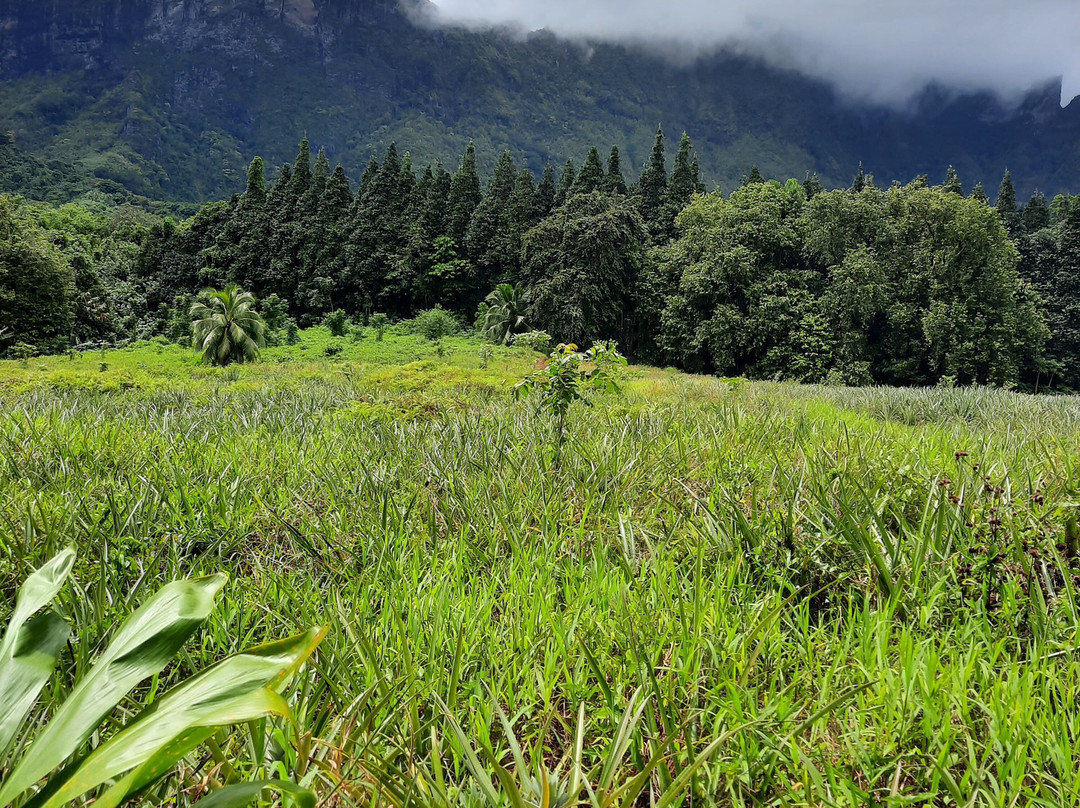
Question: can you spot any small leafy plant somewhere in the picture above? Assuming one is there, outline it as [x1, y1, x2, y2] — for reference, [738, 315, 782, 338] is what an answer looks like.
[323, 309, 349, 337]
[514, 341, 626, 467]
[370, 312, 389, 341]
[0, 549, 325, 808]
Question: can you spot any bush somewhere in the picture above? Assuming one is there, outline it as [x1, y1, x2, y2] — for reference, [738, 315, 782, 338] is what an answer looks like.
[285, 320, 300, 345]
[324, 344, 343, 357]
[512, 330, 552, 354]
[323, 309, 349, 337]
[413, 307, 459, 341]
[370, 313, 389, 342]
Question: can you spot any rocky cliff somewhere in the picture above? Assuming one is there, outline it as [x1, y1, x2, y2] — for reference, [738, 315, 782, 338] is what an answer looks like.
[1, 0, 1078, 203]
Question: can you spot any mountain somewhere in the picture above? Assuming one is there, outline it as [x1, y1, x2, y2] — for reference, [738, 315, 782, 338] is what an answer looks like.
[1, 0, 1079, 204]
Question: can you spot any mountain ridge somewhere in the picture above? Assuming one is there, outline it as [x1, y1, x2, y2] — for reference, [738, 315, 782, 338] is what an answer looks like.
[1, 0, 1078, 203]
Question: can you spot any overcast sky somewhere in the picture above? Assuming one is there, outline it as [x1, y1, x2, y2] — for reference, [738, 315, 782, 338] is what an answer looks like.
[422, 1, 1080, 107]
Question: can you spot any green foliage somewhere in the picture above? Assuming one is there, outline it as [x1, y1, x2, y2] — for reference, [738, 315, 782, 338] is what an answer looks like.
[323, 308, 349, 337]
[521, 192, 648, 347]
[190, 284, 267, 366]
[370, 312, 390, 341]
[512, 330, 553, 354]
[0, 197, 74, 354]
[3, 341, 1080, 805]
[0, 549, 324, 808]
[655, 180, 1046, 386]
[480, 283, 527, 345]
[514, 340, 626, 465]
[413, 306, 460, 341]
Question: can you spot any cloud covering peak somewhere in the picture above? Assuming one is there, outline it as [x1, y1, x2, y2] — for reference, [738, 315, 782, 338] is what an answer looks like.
[423, 0, 1080, 107]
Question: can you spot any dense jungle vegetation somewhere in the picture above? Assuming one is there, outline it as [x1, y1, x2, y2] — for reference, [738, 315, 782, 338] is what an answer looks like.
[3, 131, 1080, 389]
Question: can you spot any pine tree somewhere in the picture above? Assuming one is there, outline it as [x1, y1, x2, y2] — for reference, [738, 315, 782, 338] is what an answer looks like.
[1022, 190, 1050, 233]
[943, 166, 963, 195]
[466, 151, 518, 298]
[572, 147, 604, 195]
[359, 155, 379, 199]
[970, 182, 988, 204]
[666, 133, 701, 206]
[996, 169, 1019, 231]
[554, 159, 576, 208]
[245, 156, 267, 203]
[803, 173, 824, 200]
[637, 125, 668, 230]
[850, 163, 866, 193]
[313, 149, 331, 193]
[289, 139, 313, 202]
[604, 146, 628, 195]
[536, 163, 557, 216]
[446, 143, 483, 250]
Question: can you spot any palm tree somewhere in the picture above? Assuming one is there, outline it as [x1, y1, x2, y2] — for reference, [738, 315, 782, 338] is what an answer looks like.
[481, 283, 527, 345]
[190, 285, 266, 366]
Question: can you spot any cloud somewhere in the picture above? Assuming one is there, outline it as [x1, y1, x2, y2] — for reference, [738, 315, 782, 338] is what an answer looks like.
[421, 0, 1080, 107]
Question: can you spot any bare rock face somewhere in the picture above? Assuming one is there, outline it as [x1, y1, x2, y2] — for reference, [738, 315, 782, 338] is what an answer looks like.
[0, 0, 405, 75]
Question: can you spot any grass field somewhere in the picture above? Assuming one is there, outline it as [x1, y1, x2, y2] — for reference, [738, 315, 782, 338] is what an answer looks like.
[2, 330, 1080, 807]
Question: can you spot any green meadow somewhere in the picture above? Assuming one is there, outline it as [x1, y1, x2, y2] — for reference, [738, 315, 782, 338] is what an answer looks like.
[2, 330, 1079, 806]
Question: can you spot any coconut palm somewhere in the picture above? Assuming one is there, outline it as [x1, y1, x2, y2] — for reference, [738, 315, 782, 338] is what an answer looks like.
[481, 283, 527, 345]
[190, 284, 266, 366]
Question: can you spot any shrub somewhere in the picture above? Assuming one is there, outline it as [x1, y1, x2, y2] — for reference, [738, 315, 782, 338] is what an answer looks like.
[370, 313, 389, 341]
[513, 330, 552, 354]
[285, 319, 300, 345]
[413, 307, 459, 341]
[324, 343, 343, 357]
[323, 309, 349, 337]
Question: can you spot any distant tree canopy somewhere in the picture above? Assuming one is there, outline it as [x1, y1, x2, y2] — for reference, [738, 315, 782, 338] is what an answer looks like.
[3, 135, 1078, 391]
[652, 181, 1045, 386]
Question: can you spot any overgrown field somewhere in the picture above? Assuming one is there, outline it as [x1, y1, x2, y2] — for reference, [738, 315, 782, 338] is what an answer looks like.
[2, 332, 1080, 806]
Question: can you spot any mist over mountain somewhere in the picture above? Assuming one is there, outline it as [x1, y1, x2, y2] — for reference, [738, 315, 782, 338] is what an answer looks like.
[1, 0, 1078, 204]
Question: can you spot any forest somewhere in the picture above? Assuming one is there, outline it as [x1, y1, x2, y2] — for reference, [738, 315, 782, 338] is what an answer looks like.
[3, 127, 1080, 390]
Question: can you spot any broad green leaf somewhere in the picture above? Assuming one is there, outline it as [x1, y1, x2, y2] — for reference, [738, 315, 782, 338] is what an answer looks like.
[0, 549, 75, 755]
[0, 611, 70, 756]
[38, 627, 325, 808]
[184, 780, 316, 808]
[0, 549, 74, 661]
[0, 572, 228, 805]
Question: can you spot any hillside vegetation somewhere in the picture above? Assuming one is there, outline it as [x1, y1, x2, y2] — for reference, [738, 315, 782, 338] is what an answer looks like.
[1, 333, 1079, 805]
[5, 136, 1080, 390]
[1, 0, 1079, 202]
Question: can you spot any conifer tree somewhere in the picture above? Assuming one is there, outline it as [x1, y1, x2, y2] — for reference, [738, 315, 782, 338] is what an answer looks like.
[996, 169, 1019, 231]
[536, 163, 557, 216]
[943, 166, 963, 195]
[970, 182, 988, 204]
[358, 155, 379, 198]
[289, 138, 313, 203]
[604, 146, 628, 195]
[651, 133, 706, 241]
[466, 151, 518, 298]
[637, 125, 668, 230]
[554, 159, 576, 208]
[1022, 190, 1050, 233]
[446, 143, 483, 250]
[572, 147, 604, 195]
[851, 163, 866, 193]
[245, 156, 267, 203]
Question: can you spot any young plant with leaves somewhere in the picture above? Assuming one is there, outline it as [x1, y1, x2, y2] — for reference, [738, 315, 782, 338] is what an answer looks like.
[514, 341, 626, 467]
[0, 549, 325, 808]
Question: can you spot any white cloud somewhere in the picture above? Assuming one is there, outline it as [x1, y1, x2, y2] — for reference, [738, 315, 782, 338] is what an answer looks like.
[422, 0, 1080, 106]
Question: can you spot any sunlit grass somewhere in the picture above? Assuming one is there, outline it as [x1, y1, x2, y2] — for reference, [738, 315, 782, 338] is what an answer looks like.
[1, 333, 1079, 806]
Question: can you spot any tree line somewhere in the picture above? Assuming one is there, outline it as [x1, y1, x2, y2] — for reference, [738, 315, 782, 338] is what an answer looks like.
[3, 129, 1080, 390]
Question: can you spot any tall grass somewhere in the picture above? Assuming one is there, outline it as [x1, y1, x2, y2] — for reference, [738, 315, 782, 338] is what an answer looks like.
[1, 338, 1079, 805]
